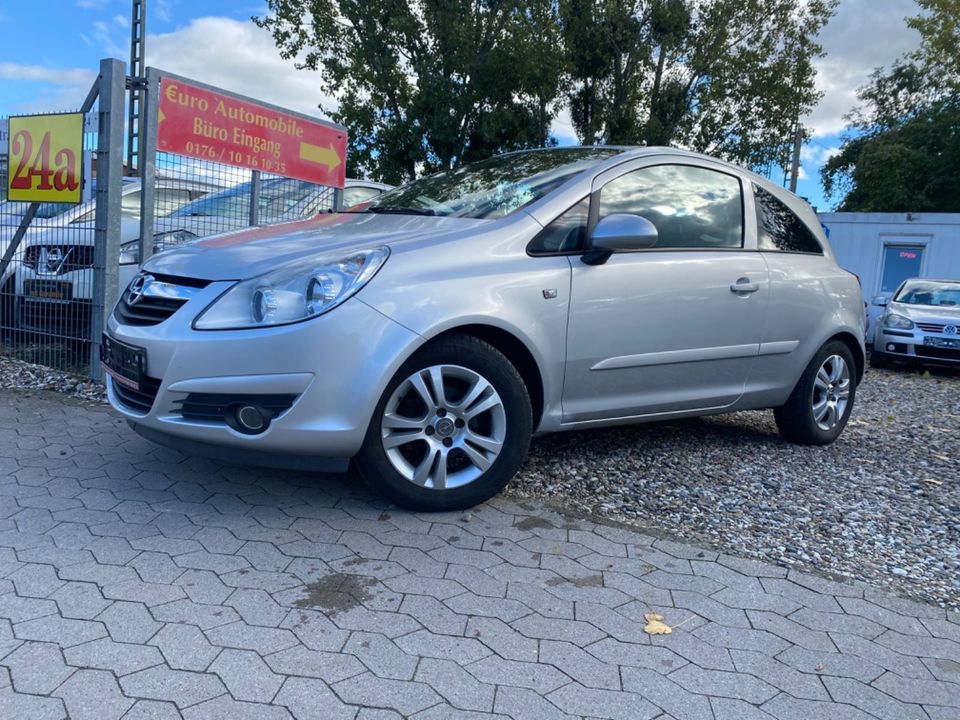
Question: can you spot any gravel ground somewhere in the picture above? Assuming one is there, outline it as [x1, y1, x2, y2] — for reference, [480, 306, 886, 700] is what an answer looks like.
[516, 364, 960, 611]
[1, 352, 958, 610]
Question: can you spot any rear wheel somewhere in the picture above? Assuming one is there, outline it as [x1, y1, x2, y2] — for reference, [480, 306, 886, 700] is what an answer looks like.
[775, 341, 856, 445]
[354, 335, 532, 511]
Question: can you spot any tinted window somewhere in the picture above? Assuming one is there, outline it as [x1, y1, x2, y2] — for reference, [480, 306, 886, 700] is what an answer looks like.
[528, 198, 590, 255]
[598, 165, 743, 249]
[754, 184, 822, 254]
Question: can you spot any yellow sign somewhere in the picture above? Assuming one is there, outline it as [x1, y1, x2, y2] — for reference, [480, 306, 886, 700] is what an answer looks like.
[6, 113, 83, 203]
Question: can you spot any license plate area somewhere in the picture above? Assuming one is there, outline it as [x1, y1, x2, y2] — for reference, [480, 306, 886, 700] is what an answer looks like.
[923, 336, 960, 349]
[100, 334, 146, 391]
[24, 279, 71, 303]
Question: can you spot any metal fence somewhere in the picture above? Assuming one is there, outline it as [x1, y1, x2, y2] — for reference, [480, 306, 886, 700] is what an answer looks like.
[0, 110, 98, 374]
[1, 59, 356, 380]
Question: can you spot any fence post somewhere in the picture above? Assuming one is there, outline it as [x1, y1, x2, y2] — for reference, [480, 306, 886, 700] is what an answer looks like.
[89, 58, 127, 380]
[249, 170, 261, 227]
[138, 67, 159, 266]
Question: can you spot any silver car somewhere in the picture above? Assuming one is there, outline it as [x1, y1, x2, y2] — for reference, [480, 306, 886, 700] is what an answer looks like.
[871, 278, 960, 368]
[102, 147, 866, 511]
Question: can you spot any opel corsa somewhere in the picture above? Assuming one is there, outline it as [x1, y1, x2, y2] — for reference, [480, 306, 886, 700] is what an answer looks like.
[103, 147, 866, 511]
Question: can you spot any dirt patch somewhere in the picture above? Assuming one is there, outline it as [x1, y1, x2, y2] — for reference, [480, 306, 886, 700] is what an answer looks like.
[294, 572, 378, 615]
[514, 516, 554, 531]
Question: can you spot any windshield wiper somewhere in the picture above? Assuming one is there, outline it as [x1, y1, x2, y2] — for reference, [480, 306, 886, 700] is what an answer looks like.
[366, 206, 437, 216]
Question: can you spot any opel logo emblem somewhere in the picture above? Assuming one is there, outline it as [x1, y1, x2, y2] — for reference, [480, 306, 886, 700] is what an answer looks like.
[128, 274, 153, 305]
[946, 325, 958, 335]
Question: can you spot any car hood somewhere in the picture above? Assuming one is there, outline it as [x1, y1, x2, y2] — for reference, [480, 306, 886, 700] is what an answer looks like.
[890, 301, 960, 324]
[143, 213, 490, 281]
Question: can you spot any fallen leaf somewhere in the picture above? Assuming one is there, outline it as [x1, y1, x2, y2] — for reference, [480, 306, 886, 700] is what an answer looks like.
[922, 478, 943, 486]
[644, 612, 673, 635]
[934, 454, 949, 462]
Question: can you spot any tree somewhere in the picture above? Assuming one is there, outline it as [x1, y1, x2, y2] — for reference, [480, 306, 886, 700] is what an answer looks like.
[255, 0, 565, 183]
[821, 0, 960, 211]
[559, 0, 836, 168]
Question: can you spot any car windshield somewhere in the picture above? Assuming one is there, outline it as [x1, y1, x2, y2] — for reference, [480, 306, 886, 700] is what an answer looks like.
[895, 281, 960, 307]
[170, 178, 327, 222]
[363, 148, 622, 219]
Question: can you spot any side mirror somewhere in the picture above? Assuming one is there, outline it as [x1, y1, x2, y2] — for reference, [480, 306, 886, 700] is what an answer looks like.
[872, 296, 889, 307]
[582, 214, 659, 265]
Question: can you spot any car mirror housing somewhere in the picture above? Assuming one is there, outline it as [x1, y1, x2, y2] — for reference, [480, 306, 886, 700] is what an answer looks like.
[582, 214, 659, 265]
[872, 296, 889, 307]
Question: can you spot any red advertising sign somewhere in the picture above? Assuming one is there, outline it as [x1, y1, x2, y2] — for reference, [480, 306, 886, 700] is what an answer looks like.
[157, 77, 347, 187]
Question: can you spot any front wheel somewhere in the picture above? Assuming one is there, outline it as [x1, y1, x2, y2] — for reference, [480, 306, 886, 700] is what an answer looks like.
[774, 341, 857, 445]
[354, 335, 533, 511]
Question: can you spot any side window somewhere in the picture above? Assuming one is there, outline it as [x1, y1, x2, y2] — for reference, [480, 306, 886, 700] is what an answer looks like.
[343, 186, 383, 207]
[753, 184, 822, 254]
[527, 198, 590, 255]
[598, 164, 743, 249]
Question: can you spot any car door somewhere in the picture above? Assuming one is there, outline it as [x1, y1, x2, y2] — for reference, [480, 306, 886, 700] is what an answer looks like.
[562, 161, 768, 423]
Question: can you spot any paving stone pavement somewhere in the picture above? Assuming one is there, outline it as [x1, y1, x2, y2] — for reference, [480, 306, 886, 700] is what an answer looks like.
[1, 389, 958, 720]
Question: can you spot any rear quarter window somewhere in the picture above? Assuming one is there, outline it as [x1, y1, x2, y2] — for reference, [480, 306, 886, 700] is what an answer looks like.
[753, 184, 822, 254]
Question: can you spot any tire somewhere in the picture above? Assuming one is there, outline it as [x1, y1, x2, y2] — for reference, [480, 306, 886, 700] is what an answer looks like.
[354, 335, 533, 511]
[774, 340, 857, 446]
[868, 349, 889, 369]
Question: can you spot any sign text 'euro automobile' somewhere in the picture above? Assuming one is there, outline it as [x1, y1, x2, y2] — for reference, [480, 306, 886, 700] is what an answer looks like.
[158, 77, 347, 188]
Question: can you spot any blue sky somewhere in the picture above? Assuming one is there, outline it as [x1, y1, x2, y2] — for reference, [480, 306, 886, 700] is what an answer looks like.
[0, 0, 921, 210]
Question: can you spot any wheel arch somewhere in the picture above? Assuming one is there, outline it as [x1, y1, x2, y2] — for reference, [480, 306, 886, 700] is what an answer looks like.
[425, 324, 546, 430]
[827, 330, 865, 384]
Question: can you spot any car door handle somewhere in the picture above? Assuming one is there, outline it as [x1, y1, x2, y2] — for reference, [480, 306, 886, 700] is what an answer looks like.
[730, 278, 759, 294]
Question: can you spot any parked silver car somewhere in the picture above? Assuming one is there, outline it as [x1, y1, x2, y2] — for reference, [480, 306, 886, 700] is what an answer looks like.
[871, 278, 960, 367]
[102, 147, 865, 511]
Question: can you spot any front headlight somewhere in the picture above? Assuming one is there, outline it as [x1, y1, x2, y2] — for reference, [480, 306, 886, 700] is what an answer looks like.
[193, 246, 390, 330]
[119, 230, 198, 266]
[883, 312, 914, 330]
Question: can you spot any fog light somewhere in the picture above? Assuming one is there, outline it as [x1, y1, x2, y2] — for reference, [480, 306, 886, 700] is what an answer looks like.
[887, 343, 896, 352]
[234, 404, 268, 434]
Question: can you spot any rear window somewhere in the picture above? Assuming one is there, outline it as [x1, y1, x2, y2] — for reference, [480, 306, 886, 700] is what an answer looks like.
[754, 184, 822, 254]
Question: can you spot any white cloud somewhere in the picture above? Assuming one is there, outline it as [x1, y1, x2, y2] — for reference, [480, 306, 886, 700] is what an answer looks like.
[91, 18, 125, 57]
[806, 0, 921, 136]
[147, 17, 336, 120]
[114, 14, 129, 28]
[0, 62, 96, 86]
[0, 62, 97, 113]
[76, 0, 110, 8]
[800, 144, 840, 165]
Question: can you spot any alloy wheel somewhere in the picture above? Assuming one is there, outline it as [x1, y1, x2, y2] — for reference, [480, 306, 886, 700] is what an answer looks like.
[380, 364, 506, 490]
[811, 354, 851, 431]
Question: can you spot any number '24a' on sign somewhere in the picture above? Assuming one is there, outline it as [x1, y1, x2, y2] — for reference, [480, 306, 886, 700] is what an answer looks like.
[7, 113, 83, 203]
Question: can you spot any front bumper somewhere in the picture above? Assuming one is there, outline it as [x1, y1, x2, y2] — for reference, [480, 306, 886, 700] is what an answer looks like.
[105, 284, 422, 465]
[873, 327, 960, 365]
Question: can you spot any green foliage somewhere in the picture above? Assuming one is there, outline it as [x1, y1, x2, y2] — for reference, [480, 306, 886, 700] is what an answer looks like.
[559, 0, 836, 168]
[256, 0, 834, 181]
[822, 0, 960, 211]
[255, 0, 565, 183]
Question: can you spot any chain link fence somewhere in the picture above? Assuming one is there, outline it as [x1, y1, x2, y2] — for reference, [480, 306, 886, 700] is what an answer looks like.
[0, 110, 99, 374]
